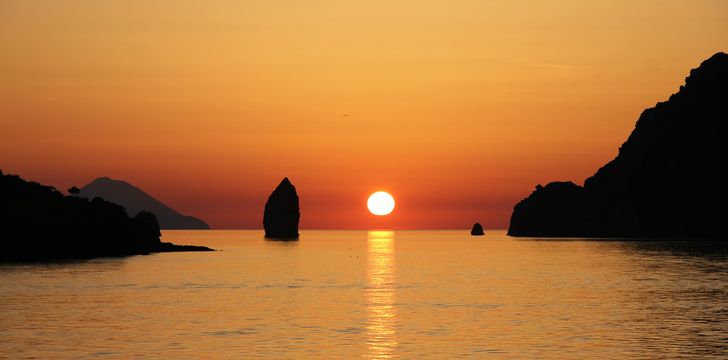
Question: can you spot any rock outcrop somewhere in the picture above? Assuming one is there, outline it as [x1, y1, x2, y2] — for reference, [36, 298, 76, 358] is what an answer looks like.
[79, 177, 210, 229]
[0, 170, 213, 262]
[508, 52, 727, 239]
[471, 222, 485, 236]
[263, 178, 300, 239]
[134, 210, 162, 237]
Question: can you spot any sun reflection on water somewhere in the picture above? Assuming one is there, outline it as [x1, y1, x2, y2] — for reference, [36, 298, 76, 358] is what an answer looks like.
[366, 231, 397, 359]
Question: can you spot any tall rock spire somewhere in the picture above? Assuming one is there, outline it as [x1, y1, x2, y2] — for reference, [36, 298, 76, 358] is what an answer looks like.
[263, 177, 300, 239]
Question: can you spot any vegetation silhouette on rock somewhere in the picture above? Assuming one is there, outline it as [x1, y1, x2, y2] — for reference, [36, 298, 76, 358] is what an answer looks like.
[0, 171, 213, 262]
[79, 177, 210, 230]
[263, 177, 300, 239]
[508, 52, 727, 239]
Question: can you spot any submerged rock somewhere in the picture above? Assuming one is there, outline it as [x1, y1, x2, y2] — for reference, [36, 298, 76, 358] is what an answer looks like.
[471, 222, 485, 236]
[508, 52, 728, 239]
[263, 178, 300, 239]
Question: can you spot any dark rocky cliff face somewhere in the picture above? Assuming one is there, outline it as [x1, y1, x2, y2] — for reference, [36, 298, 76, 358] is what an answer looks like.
[508, 52, 727, 238]
[263, 178, 300, 239]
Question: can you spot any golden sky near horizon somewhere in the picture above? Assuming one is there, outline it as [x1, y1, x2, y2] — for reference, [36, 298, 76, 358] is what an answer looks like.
[1, 0, 727, 229]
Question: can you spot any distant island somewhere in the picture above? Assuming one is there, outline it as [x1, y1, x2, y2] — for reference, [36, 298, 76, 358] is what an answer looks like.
[0, 171, 213, 262]
[78, 177, 210, 230]
[508, 52, 727, 239]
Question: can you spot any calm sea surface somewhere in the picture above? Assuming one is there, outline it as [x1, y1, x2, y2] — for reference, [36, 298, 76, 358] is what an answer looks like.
[1, 230, 727, 359]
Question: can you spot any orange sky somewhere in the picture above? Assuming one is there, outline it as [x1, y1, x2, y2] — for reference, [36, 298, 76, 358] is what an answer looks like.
[1, 1, 727, 229]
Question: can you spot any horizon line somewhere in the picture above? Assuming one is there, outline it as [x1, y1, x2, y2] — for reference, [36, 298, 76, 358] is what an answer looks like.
[163, 228, 508, 231]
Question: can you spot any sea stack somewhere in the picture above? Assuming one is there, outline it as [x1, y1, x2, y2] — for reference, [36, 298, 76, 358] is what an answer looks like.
[470, 222, 485, 236]
[263, 178, 300, 239]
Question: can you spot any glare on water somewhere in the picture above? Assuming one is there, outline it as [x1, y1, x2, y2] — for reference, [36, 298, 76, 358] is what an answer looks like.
[366, 231, 397, 358]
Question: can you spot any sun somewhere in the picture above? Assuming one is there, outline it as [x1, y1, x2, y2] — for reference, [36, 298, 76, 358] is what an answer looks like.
[367, 191, 395, 216]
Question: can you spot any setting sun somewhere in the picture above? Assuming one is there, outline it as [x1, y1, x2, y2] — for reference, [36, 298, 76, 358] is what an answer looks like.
[367, 192, 395, 216]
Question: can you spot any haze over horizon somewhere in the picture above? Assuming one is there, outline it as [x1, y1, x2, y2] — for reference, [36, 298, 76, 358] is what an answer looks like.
[1, 1, 727, 229]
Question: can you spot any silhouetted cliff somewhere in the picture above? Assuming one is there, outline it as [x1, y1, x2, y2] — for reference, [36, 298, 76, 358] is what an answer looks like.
[79, 177, 210, 229]
[263, 178, 300, 239]
[509, 52, 727, 238]
[0, 171, 213, 261]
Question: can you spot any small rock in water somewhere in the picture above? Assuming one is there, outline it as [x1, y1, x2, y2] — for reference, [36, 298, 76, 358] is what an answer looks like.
[471, 222, 485, 236]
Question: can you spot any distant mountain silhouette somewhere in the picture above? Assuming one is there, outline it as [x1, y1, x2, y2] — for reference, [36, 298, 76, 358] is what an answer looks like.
[508, 52, 727, 239]
[0, 170, 213, 262]
[79, 177, 209, 230]
[263, 178, 300, 239]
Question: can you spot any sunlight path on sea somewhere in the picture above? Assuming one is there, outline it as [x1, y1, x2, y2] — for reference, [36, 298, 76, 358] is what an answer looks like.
[366, 231, 397, 359]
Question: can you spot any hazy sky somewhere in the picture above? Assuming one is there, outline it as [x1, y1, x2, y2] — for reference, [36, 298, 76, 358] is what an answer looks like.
[1, 0, 726, 229]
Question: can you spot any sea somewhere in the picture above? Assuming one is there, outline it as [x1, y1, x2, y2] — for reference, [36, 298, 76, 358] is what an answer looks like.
[1, 230, 726, 359]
